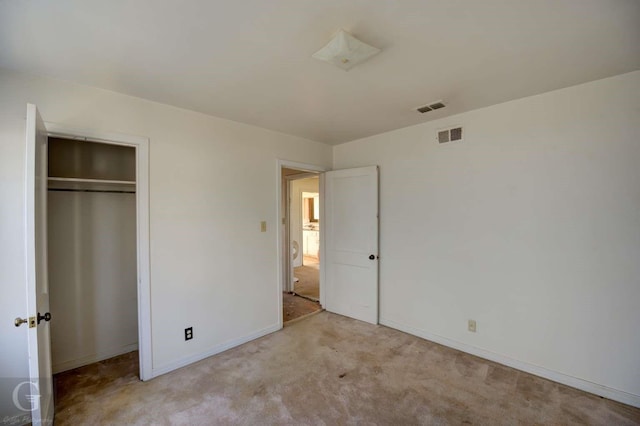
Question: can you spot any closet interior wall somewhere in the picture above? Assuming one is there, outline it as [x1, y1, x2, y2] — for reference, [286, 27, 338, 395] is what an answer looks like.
[47, 137, 138, 374]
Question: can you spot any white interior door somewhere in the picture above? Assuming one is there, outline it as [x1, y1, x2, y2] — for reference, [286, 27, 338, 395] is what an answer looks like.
[25, 103, 54, 425]
[324, 166, 378, 324]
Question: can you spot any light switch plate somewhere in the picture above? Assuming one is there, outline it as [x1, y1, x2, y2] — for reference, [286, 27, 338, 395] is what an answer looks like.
[260, 221, 267, 232]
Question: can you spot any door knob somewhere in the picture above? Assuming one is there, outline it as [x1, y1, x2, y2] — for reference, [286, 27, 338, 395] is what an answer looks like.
[369, 254, 376, 260]
[37, 312, 51, 324]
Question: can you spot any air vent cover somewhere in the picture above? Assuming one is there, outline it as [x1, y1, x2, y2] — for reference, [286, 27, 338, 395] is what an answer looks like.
[450, 127, 462, 141]
[437, 126, 463, 143]
[437, 130, 449, 143]
[417, 100, 446, 114]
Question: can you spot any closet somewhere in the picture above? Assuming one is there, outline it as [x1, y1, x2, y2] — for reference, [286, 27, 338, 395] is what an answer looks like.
[47, 137, 138, 374]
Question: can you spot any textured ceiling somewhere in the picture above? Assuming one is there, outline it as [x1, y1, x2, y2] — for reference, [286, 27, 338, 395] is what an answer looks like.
[1, 0, 639, 144]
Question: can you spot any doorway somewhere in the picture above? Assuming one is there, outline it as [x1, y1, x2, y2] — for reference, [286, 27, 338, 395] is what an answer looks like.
[277, 163, 380, 326]
[279, 163, 326, 324]
[40, 121, 152, 385]
[47, 137, 140, 387]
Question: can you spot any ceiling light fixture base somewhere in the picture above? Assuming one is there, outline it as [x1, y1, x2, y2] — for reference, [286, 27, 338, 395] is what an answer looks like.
[312, 29, 381, 71]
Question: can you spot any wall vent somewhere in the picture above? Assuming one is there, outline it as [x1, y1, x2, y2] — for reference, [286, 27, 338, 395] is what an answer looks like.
[417, 100, 446, 114]
[437, 126, 463, 143]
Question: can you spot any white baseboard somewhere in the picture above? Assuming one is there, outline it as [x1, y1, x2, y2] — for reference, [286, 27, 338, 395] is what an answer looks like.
[151, 323, 281, 378]
[380, 317, 640, 408]
[52, 343, 139, 374]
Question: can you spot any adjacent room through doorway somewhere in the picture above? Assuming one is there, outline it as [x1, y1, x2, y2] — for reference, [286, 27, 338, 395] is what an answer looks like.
[294, 189, 320, 301]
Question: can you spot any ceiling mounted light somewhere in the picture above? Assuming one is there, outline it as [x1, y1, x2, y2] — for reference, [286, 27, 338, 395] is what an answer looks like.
[312, 29, 381, 71]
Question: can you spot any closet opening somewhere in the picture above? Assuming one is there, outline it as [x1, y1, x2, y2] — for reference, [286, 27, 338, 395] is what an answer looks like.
[47, 137, 141, 394]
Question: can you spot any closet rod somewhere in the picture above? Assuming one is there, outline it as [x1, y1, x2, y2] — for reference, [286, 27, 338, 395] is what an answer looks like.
[48, 188, 136, 194]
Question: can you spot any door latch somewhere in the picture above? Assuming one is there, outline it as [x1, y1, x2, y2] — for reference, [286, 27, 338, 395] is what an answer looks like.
[15, 316, 37, 328]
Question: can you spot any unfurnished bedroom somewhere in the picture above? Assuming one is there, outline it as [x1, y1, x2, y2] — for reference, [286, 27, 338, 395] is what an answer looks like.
[1, 1, 639, 425]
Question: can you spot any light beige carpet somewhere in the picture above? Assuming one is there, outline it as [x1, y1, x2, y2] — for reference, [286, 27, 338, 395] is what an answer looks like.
[54, 312, 640, 425]
[293, 265, 319, 300]
[282, 292, 321, 323]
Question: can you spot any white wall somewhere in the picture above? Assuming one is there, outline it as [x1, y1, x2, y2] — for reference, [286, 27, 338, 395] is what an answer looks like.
[334, 71, 640, 406]
[0, 67, 332, 394]
[48, 191, 138, 373]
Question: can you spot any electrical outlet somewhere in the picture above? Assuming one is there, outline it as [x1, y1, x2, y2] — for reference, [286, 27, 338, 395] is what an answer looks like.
[185, 327, 193, 341]
[468, 319, 477, 333]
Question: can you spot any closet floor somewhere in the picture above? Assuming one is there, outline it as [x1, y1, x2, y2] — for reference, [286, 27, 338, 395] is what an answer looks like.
[54, 351, 139, 422]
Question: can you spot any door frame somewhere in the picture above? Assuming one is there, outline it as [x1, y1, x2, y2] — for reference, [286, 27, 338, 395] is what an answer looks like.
[44, 122, 152, 381]
[276, 160, 328, 328]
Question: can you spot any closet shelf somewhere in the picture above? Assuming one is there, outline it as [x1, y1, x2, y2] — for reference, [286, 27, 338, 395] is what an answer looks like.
[48, 177, 136, 185]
